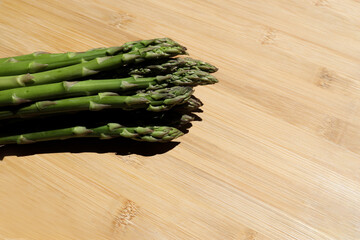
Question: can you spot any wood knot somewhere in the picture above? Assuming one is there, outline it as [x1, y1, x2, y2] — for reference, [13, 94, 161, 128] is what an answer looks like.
[316, 68, 337, 89]
[318, 115, 346, 143]
[236, 229, 258, 240]
[244, 229, 258, 240]
[315, 0, 329, 6]
[108, 12, 134, 29]
[261, 27, 277, 45]
[113, 200, 139, 231]
[121, 155, 144, 169]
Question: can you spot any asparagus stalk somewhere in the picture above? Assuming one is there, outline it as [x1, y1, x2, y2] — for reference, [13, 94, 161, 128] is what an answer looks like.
[0, 86, 193, 120]
[128, 57, 218, 76]
[0, 97, 202, 134]
[80, 107, 199, 127]
[0, 51, 49, 64]
[0, 38, 176, 76]
[0, 42, 187, 91]
[0, 68, 216, 107]
[0, 124, 184, 144]
[0, 38, 171, 63]
[93, 57, 218, 79]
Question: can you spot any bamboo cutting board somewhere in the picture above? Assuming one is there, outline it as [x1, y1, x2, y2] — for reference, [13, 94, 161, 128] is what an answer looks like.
[0, 0, 359, 239]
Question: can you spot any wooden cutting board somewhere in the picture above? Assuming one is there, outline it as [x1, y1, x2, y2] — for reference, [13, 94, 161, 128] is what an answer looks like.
[0, 0, 359, 239]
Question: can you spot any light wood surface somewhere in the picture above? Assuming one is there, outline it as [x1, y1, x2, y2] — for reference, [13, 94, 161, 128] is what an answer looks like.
[0, 0, 359, 239]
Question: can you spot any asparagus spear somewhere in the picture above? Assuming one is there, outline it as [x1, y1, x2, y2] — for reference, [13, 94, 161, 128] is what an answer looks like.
[0, 68, 216, 107]
[0, 38, 171, 63]
[94, 57, 218, 79]
[0, 51, 51, 64]
[175, 95, 203, 112]
[0, 124, 184, 144]
[0, 97, 202, 133]
[80, 106, 199, 127]
[0, 42, 187, 91]
[128, 57, 218, 76]
[0, 86, 193, 120]
[0, 38, 176, 76]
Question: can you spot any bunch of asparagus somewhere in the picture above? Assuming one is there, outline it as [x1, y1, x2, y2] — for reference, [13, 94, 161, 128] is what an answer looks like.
[0, 38, 218, 144]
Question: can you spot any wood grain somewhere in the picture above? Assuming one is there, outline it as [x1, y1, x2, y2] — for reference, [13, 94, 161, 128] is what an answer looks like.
[0, 0, 359, 239]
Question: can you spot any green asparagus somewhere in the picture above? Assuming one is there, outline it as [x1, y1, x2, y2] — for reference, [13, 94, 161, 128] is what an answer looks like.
[0, 124, 183, 144]
[0, 86, 193, 120]
[0, 37, 219, 146]
[0, 43, 186, 91]
[0, 38, 172, 63]
[175, 95, 203, 112]
[128, 57, 218, 76]
[94, 57, 218, 79]
[0, 51, 51, 64]
[0, 98, 202, 134]
[0, 38, 177, 76]
[0, 68, 216, 107]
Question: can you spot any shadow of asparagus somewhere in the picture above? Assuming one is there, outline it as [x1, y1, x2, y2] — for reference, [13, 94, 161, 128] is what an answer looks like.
[0, 136, 182, 160]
